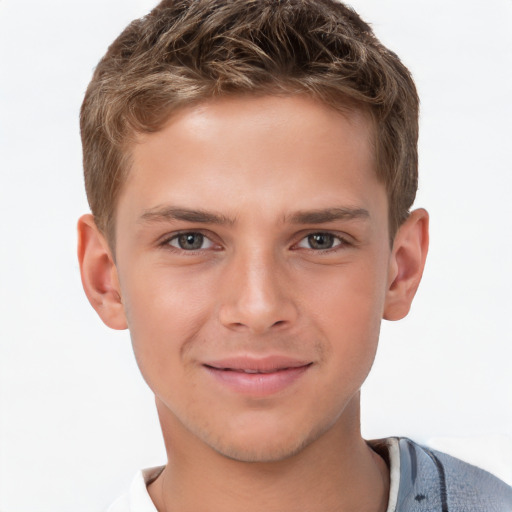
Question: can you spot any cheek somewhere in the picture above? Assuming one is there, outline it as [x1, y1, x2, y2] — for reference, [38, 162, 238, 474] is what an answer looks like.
[305, 256, 386, 323]
[300, 257, 387, 369]
[119, 263, 216, 388]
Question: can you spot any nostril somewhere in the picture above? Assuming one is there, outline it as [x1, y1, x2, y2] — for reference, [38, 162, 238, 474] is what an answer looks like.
[230, 322, 248, 331]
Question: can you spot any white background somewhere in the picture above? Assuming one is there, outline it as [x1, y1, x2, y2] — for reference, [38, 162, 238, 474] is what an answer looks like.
[0, 0, 511, 510]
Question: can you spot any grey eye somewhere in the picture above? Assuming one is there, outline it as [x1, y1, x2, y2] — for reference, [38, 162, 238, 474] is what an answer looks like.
[169, 233, 213, 250]
[307, 233, 335, 249]
[296, 233, 343, 250]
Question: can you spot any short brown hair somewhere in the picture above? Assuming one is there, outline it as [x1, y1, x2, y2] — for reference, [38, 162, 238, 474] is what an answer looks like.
[80, 0, 419, 242]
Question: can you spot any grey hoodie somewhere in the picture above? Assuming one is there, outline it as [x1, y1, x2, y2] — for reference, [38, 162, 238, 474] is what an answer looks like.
[382, 438, 512, 511]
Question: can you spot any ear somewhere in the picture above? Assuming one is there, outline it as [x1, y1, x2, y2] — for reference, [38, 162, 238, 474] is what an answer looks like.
[77, 214, 127, 330]
[383, 208, 429, 321]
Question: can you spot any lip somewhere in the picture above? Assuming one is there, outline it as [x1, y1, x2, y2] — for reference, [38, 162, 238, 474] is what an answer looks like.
[203, 355, 313, 396]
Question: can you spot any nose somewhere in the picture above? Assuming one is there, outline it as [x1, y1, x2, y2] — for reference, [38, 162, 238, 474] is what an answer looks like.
[218, 248, 298, 334]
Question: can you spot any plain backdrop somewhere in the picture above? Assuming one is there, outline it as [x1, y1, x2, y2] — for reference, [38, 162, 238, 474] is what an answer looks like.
[0, 0, 511, 510]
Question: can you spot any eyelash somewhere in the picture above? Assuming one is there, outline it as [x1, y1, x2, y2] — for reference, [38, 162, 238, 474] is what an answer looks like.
[161, 231, 219, 252]
[160, 231, 351, 253]
[294, 232, 350, 252]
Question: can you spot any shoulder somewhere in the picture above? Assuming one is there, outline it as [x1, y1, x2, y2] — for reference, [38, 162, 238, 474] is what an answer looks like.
[106, 492, 130, 512]
[105, 466, 164, 512]
[396, 437, 512, 512]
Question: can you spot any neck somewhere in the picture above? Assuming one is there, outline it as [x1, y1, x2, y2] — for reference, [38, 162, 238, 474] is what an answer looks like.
[148, 396, 389, 512]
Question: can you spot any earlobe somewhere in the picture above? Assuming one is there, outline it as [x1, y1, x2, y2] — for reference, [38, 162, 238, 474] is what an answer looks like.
[383, 209, 429, 321]
[77, 214, 128, 330]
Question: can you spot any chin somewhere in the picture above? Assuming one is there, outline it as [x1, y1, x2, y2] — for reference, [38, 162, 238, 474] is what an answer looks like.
[197, 417, 333, 464]
[211, 436, 310, 463]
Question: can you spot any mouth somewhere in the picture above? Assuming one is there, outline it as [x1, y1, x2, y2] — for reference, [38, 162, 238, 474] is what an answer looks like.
[202, 356, 313, 395]
[204, 365, 312, 374]
[209, 367, 302, 374]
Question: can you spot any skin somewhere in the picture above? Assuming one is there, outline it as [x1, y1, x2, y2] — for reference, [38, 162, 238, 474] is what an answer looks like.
[78, 95, 428, 512]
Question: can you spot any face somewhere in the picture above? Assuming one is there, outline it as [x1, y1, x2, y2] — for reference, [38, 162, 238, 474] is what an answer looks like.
[113, 95, 393, 462]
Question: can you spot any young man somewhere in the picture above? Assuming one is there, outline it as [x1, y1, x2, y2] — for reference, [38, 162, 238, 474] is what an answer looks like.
[77, 0, 512, 510]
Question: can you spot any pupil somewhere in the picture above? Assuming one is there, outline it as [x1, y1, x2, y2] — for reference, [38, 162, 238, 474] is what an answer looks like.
[309, 233, 333, 249]
[179, 233, 203, 250]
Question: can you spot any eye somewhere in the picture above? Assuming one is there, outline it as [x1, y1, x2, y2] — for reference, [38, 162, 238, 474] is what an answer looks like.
[296, 232, 345, 250]
[167, 232, 215, 251]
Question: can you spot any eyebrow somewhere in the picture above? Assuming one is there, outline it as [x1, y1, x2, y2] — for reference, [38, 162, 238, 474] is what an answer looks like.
[139, 205, 370, 226]
[286, 207, 370, 224]
[139, 206, 236, 225]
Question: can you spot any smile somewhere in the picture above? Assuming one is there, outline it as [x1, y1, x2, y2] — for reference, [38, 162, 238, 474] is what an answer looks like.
[203, 356, 313, 396]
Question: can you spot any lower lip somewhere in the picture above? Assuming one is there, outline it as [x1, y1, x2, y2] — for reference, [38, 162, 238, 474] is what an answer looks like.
[204, 365, 311, 396]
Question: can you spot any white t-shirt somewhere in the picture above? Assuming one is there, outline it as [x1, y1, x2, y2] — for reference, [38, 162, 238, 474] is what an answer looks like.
[107, 466, 165, 512]
[106, 439, 400, 512]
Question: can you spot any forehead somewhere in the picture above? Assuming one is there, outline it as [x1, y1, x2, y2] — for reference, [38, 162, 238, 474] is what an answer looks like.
[118, 94, 384, 227]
